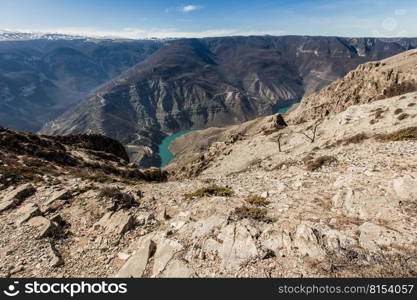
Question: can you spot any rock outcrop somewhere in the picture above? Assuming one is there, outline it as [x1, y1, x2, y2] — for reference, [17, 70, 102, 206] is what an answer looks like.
[289, 49, 417, 124]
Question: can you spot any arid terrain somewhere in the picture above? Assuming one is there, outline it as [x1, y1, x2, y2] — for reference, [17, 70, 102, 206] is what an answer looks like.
[0, 50, 417, 278]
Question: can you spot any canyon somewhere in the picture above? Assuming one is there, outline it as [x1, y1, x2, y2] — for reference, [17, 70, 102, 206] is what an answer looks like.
[1, 49, 416, 277]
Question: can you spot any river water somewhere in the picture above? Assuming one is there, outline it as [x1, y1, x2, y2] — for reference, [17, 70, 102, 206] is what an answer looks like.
[158, 129, 199, 168]
[158, 105, 292, 167]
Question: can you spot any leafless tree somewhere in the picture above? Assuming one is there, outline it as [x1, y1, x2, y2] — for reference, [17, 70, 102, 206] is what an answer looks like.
[277, 133, 283, 152]
[300, 122, 321, 143]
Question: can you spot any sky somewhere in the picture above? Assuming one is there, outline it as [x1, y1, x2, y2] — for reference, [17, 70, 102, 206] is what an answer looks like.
[1, 0, 417, 38]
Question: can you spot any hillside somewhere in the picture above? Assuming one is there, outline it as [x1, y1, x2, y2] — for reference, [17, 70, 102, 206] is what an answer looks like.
[1, 78, 417, 277]
[0, 38, 162, 132]
[289, 49, 417, 123]
[40, 36, 417, 167]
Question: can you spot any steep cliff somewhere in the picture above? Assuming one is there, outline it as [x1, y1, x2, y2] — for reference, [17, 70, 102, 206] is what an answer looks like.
[289, 49, 417, 123]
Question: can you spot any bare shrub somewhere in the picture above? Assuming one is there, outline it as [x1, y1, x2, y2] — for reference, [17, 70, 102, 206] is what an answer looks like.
[305, 156, 338, 171]
[99, 187, 138, 211]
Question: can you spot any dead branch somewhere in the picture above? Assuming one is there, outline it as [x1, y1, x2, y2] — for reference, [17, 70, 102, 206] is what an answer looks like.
[300, 122, 321, 143]
[277, 134, 283, 152]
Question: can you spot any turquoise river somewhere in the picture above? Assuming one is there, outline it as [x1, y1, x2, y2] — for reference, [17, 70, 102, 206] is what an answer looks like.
[158, 105, 292, 167]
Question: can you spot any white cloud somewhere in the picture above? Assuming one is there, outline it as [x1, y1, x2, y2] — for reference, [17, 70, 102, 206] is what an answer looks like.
[181, 5, 202, 13]
[14, 27, 287, 39]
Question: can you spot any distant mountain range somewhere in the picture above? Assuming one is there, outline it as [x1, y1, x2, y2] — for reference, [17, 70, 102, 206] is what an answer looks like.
[0, 37, 163, 131]
[39, 36, 417, 166]
[0, 29, 174, 41]
[0, 29, 86, 41]
[1, 33, 417, 166]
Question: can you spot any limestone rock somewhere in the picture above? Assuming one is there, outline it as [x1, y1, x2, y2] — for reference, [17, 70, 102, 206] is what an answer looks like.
[15, 203, 41, 225]
[161, 260, 195, 278]
[94, 211, 135, 235]
[152, 238, 183, 276]
[392, 176, 417, 200]
[156, 207, 168, 222]
[41, 190, 72, 213]
[324, 229, 357, 252]
[0, 184, 36, 212]
[358, 222, 402, 252]
[192, 215, 226, 239]
[260, 226, 292, 256]
[293, 224, 326, 259]
[261, 191, 269, 198]
[218, 223, 258, 270]
[27, 216, 59, 238]
[289, 49, 417, 123]
[116, 238, 156, 278]
[117, 253, 131, 261]
[49, 243, 64, 268]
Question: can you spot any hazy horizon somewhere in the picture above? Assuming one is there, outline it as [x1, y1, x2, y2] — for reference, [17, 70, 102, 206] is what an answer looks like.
[1, 0, 417, 39]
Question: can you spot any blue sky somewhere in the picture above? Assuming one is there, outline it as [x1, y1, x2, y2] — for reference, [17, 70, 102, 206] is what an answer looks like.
[1, 0, 417, 38]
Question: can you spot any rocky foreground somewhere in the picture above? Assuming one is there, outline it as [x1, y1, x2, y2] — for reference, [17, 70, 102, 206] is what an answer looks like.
[1, 50, 417, 278]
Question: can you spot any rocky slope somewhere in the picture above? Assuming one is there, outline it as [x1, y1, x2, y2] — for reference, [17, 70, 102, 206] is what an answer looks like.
[40, 36, 417, 167]
[0, 38, 162, 132]
[1, 90, 416, 277]
[289, 49, 417, 124]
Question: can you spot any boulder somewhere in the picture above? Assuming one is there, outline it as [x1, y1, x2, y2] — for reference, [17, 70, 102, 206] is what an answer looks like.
[336, 188, 398, 220]
[392, 176, 417, 200]
[259, 226, 291, 255]
[218, 223, 258, 270]
[293, 224, 326, 259]
[161, 260, 195, 278]
[274, 114, 288, 127]
[15, 203, 41, 225]
[41, 190, 72, 213]
[94, 211, 135, 235]
[49, 243, 64, 268]
[27, 216, 59, 238]
[323, 229, 357, 252]
[358, 222, 401, 252]
[152, 238, 183, 276]
[116, 238, 156, 278]
[192, 215, 226, 239]
[0, 184, 36, 212]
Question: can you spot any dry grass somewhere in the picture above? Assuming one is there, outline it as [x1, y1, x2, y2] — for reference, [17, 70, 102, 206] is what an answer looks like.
[313, 197, 333, 209]
[328, 133, 368, 148]
[310, 250, 417, 278]
[332, 215, 363, 227]
[73, 184, 98, 195]
[378, 127, 417, 141]
[342, 133, 368, 145]
[305, 155, 338, 171]
[184, 185, 234, 199]
[394, 108, 403, 115]
[99, 187, 138, 211]
[397, 113, 409, 120]
[74, 170, 117, 183]
[246, 195, 270, 206]
[234, 206, 269, 222]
